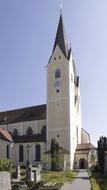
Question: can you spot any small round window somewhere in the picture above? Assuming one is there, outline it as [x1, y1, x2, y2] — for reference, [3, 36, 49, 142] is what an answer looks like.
[55, 68, 61, 79]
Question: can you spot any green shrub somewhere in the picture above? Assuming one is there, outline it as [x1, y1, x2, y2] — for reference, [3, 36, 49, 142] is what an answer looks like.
[20, 165, 26, 170]
[12, 183, 19, 190]
[26, 180, 35, 188]
[90, 165, 100, 173]
[24, 180, 45, 190]
[11, 166, 17, 178]
[0, 159, 11, 171]
[21, 168, 26, 176]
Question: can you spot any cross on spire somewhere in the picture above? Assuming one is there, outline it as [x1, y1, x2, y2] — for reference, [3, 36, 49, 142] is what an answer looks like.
[60, 0, 62, 13]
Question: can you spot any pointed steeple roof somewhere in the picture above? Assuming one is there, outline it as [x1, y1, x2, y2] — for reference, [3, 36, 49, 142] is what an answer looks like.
[52, 13, 71, 59]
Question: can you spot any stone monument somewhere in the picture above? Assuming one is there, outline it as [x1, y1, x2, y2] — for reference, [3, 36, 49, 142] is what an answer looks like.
[26, 164, 41, 183]
[0, 171, 11, 190]
[16, 162, 21, 179]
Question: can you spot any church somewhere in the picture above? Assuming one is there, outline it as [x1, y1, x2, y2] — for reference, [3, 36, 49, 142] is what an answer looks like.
[0, 12, 96, 170]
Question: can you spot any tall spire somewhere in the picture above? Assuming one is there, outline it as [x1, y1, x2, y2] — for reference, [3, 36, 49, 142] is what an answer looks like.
[52, 12, 71, 59]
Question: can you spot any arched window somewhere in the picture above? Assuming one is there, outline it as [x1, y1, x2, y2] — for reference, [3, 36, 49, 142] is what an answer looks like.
[6, 145, 10, 159]
[55, 68, 61, 78]
[35, 144, 41, 161]
[26, 127, 33, 136]
[13, 128, 19, 136]
[19, 145, 24, 162]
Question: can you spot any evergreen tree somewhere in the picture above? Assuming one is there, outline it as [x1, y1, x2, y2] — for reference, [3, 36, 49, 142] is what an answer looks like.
[55, 142, 60, 170]
[97, 136, 107, 173]
[51, 138, 60, 171]
[51, 138, 55, 170]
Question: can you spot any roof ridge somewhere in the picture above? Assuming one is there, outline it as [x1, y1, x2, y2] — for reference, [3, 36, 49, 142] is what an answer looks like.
[0, 104, 46, 113]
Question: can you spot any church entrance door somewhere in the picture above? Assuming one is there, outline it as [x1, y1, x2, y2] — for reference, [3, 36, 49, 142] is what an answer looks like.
[79, 158, 86, 169]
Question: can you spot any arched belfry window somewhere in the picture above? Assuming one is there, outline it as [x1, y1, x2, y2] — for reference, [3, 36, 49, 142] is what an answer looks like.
[26, 127, 33, 136]
[55, 68, 61, 79]
[13, 128, 19, 136]
[35, 144, 41, 161]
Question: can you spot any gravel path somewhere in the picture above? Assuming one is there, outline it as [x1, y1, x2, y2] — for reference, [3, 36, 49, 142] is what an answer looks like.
[62, 169, 91, 190]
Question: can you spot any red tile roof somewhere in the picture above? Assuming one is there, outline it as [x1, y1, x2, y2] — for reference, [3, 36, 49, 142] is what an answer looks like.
[0, 128, 13, 142]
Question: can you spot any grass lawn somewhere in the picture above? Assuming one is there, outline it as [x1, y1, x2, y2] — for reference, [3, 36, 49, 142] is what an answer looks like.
[89, 172, 107, 190]
[41, 170, 77, 184]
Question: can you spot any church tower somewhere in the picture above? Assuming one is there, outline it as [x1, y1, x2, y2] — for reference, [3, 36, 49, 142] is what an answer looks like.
[46, 13, 81, 169]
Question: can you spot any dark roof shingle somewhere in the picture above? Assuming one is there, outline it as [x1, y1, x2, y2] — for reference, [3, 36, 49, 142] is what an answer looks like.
[0, 104, 46, 124]
[52, 13, 71, 59]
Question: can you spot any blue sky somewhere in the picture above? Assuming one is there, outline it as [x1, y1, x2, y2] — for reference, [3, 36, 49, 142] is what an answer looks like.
[0, 0, 107, 145]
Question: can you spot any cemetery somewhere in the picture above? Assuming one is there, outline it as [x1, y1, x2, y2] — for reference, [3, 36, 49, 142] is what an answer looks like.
[0, 136, 106, 190]
[0, 158, 76, 190]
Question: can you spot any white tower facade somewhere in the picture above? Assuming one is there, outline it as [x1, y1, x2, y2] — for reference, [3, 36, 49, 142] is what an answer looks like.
[47, 13, 81, 169]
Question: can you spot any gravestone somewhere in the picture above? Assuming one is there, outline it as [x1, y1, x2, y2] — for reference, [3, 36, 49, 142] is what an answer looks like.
[0, 172, 11, 190]
[32, 167, 41, 183]
[26, 165, 41, 182]
[26, 160, 30, 180]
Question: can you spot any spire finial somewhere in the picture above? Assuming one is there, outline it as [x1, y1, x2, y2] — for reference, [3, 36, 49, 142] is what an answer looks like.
[60, 0, 62, 14]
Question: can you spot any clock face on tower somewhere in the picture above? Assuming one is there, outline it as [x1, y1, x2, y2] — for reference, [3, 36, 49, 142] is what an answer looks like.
[54, 79, 61, 88]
